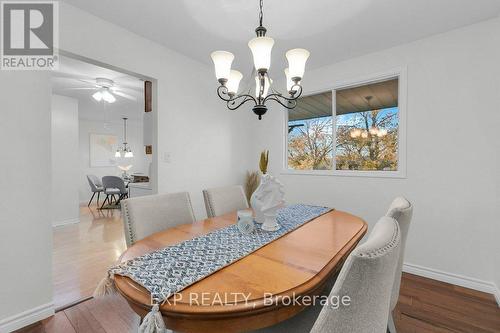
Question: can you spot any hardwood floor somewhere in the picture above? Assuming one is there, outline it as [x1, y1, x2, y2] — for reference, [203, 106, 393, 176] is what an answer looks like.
[20, 276, 500, 332]
[24, 208, 499, 332]
[394, 273, 500, 332]
[17, 295, 140, 333]
[52, 205, 126, 309]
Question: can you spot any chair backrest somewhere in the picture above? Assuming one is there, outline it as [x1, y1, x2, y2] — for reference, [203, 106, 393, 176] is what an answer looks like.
[121, 192, 196, 247]
[310, 216, 401, 333]
[102, 176, 127, 193]
[386, 196, 413, 311]
[87, 174, 101, 192]
[202, 185, 249, 218]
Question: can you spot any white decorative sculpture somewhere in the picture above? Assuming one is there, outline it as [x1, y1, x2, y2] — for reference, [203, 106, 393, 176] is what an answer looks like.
[250, 174, 285, 231]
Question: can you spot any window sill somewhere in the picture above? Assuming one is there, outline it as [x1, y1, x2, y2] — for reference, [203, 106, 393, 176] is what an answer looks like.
[280, 169, 407, 179]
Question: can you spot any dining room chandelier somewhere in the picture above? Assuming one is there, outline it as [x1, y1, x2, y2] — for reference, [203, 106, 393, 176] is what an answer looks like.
[115, 117, 133, 158]
[210, 0, 310, 120]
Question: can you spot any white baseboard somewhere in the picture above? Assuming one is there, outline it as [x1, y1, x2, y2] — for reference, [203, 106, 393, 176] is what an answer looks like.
[0, 302, 54, 333]
[52, 217, 80, 227]
[403, 262, 500, 307]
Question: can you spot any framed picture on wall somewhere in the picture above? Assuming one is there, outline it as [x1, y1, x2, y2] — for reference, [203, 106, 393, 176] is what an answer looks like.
[90, 133, 118, 167]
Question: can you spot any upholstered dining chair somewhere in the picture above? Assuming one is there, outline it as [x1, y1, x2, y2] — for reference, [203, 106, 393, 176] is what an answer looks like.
[253, 216, 401, 333]
[121, 192, 196, 247]
[309, 216, 401, 333]
[385, 197, 413, 333]
[86, 174, 103, 207]
[101, 176, 128, 209]
[202, 185, 249, 218]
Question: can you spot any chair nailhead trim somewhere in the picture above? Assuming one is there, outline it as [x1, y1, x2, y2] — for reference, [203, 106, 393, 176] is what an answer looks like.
[357, 223, 400, 258]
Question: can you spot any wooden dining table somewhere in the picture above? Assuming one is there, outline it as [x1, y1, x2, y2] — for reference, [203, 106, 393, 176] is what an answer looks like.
[114, 209, 367, 333]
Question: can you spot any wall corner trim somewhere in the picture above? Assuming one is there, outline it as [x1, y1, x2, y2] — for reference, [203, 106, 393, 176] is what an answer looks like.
[0, 302, 54, 332]
[403, 262, 500, 307]
[493, 284, 500, 308]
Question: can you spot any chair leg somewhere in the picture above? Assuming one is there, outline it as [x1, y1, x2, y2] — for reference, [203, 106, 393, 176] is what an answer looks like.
[100, 195, 109, 209]
[116, 193, 127, 205]
[88, 192, 96, 207]
[387, 313, 397, 333]
[97, 192, 100, 205]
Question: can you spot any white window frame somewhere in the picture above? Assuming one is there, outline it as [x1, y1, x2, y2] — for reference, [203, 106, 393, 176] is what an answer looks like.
[282, 67, 407, 178]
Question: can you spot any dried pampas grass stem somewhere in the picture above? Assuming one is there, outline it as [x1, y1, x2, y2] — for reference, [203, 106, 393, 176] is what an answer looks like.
[245, 171, 260, 206]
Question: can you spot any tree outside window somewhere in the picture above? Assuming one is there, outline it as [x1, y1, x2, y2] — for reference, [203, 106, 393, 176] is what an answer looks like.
[288, 117, 333, 170]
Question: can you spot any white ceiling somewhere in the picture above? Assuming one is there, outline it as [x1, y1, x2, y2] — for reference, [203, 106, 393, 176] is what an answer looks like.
[64, 0, 500, 81]
[51, 55, 144, 121]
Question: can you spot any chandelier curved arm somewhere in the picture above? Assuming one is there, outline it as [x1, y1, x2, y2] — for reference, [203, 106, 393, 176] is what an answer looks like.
[216, 85, 233, 102]
[217, 85, 258, 110]
[263, 84, 303, 105]
[265, 96, 298, 110]
[227, 94, 257, 110]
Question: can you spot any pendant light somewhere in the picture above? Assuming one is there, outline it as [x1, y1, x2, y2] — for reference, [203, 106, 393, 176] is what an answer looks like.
[115, 117, 133, 158]
[210, 0, 310, 120]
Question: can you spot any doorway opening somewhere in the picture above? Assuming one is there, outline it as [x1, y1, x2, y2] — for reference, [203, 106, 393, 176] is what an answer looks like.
[49, 53, 157, 309]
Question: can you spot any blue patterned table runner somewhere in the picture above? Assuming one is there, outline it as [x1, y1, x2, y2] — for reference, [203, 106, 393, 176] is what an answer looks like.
[109, 204, 332, 303]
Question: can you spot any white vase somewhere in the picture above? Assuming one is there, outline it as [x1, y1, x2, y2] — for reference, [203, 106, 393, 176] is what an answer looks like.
[250, 174, 268, 224]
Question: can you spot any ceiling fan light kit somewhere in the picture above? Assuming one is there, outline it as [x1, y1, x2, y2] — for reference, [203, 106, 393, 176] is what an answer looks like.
[210, 0, 310, 120]
[92, 77, 116, 103]
[92, 89, 116, 103]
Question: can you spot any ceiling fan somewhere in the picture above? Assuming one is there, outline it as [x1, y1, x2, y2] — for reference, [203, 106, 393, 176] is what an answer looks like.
[54, 76, 139, 104]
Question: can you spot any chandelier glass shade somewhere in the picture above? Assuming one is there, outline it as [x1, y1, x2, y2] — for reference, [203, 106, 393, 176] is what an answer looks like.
[248, 36, 274, 71]
[286, 48, 310, 79]
[210, 51, 234, 82]
[227, 70, 243, 95]
[210, 0, 310, 119]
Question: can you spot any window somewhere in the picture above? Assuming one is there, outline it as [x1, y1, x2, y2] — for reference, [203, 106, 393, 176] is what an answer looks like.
[285, 72, 405, 177]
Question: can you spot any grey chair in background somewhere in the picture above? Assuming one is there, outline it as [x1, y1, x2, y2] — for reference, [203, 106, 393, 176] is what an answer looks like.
[309, 216, 401, 333]
[385, 197, 413, 333]
[101, 176, 128, 209]
[202, 185, 249, 218]
[121, 192, 196, 247]
[86, 175, 104, 207]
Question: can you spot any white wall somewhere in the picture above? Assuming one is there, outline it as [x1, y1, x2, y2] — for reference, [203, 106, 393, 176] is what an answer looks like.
[0, 73, 53, 329]
[250, 18, 500, 294]
[51, 95, 80, 226]
[1, 3, 253, 329]
[79, 117, 150, 204]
